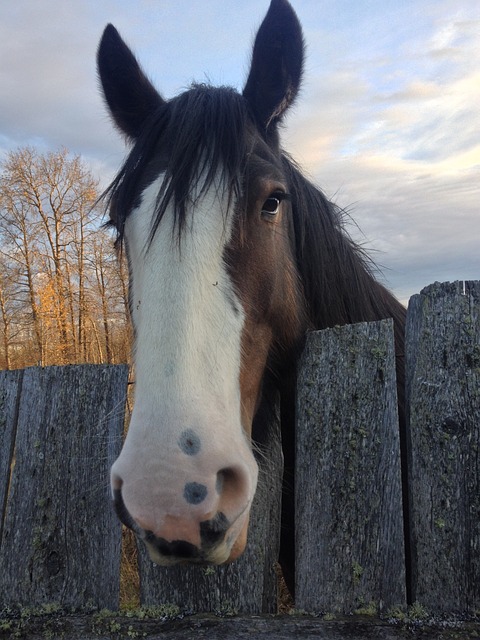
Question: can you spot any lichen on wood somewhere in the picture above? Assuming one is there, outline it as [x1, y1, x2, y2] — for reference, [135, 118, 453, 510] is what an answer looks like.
[295, 319, 405, 614]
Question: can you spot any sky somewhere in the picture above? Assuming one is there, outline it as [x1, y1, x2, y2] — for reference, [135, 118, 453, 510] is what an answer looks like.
[0, 0, 479, 304]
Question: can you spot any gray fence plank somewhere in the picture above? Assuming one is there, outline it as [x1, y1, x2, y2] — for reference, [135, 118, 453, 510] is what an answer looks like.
[406, 280, 480, 615]
[0, 364, 129, 609]
[2, 611, 479, 640]
[0, 369, 23, 533]
[295, 319, 405, 614]
[137, 385, 283, 614]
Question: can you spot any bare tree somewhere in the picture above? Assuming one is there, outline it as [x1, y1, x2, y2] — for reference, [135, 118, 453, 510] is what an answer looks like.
[0, 256, 16, 369]
[0, 146, 131, 369]
[0, 155, 43, 362]
[89, 233, 132, 365]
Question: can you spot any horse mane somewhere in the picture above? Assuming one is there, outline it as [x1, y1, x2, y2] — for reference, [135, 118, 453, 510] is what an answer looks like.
[103, 84, 250, 246]
[282, 154, 406, 335]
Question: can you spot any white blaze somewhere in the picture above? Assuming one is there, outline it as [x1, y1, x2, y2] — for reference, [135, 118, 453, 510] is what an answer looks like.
[111, 173, 258, 537]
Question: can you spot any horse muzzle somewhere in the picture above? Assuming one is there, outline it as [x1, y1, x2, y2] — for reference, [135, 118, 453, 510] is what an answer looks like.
[112, 485, 250, 565]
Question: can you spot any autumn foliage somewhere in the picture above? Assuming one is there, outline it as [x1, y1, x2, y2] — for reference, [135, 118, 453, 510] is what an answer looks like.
[0, 147, 131, 370]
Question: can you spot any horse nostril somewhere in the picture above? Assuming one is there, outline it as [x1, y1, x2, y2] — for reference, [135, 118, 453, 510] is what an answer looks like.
[216, 466, 248, 503]
[112, 487, 138, 532]
[216, 470, 225, 494]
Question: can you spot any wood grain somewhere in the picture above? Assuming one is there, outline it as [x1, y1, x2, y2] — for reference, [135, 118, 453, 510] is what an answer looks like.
[0, 369, 23, 535]
[406, 281, 480, 614]
[295, 319, 405, 614]
[1, 611, 478, 640]
[0, 365, 128, 609]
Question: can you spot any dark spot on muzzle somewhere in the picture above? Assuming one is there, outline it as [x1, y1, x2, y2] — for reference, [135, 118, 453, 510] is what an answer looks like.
[178, 428, 201, 455]
[184, 481, 208, 505]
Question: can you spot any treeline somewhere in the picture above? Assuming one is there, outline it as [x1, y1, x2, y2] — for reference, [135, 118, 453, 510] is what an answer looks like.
[0, 147, 131, 370]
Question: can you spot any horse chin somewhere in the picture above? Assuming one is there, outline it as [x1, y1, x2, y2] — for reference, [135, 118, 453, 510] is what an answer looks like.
[143, 539, 232, 567]
[142, 512, 251, 567]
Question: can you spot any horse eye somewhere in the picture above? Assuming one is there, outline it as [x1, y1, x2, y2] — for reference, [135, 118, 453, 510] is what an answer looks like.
[261, 197, 280, 217]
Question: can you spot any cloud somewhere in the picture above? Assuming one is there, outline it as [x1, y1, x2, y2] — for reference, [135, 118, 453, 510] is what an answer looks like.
[0, 0, 478, 306]
[302, 149, 479, 305]
[279, 5, 480, 303]
[0, 0, 266, 171]
[0, 1, 123, 163]
[359, 74, 480, 164]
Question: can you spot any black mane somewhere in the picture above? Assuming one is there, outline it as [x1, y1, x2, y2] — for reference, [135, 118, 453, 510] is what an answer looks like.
[104, 84, 251, 246]
[283, 155, 406, 333]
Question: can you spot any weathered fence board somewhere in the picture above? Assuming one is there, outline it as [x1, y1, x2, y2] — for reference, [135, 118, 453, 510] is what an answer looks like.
[137, 383, 283, 614]
[295, 319, 405, 614]
[1, 611, 478, 640]
[406, 281, 480, 614]
[0, 365, 129, 610]
[0, 369, 23, 534]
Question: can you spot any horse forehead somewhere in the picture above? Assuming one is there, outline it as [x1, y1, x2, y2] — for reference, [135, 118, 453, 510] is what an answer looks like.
[124, 126, 287, 262]
[131, 170, 235, 248]
[244, 143, 286, 189]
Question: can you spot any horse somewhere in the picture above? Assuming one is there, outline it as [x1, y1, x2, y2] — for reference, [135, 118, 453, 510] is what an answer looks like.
[97, 0, 406, 595]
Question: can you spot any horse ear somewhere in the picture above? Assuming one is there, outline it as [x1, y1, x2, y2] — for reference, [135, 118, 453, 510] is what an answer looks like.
[97, 24, 165, 140]
[243, 0, 304, 132]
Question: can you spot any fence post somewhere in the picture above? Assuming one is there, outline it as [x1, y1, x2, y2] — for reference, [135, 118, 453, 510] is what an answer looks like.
[406, 280, 480, 615]
[137, 381, 283, 614]
[295, 319, 405, 614]
[0, 364, 129, 610]
[0, 369, 23, 539]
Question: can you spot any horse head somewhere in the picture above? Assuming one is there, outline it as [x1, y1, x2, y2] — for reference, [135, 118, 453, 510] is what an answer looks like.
[98, 0, 306, 565]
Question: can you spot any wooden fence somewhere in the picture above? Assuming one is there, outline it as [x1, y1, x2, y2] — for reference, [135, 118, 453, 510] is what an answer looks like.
[0, 281, 479, 632]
